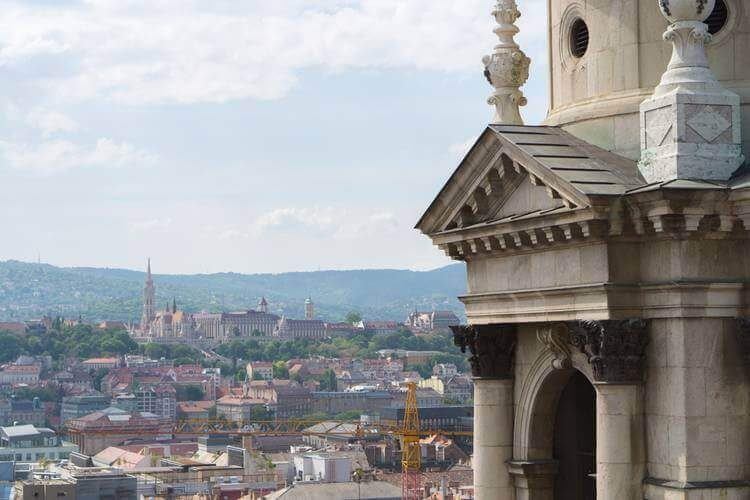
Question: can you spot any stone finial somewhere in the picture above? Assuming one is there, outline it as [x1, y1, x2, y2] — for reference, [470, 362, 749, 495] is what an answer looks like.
[482, 0, 531, 125]
[639, 0, 744, 183]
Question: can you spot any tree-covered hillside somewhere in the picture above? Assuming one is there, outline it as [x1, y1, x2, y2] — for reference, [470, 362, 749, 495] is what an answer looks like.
[0, 260, 466, 322]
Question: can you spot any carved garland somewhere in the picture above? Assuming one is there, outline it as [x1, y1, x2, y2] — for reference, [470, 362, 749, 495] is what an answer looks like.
[451, 324, 517, 379]
[568, 319, 649, 384]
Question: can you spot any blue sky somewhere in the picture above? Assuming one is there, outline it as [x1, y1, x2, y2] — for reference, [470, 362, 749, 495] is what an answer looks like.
[0, 0, 549, 274]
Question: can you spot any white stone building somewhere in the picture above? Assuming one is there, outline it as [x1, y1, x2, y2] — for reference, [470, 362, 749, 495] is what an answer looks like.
[418, 1, 750, 499]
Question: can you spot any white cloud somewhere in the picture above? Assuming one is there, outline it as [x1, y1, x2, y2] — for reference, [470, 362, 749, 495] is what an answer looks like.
[0, 0, 548, 105]
[25, 109, 79, 136]
[0, 137, 156, 174]
[128, 217, 173, 233]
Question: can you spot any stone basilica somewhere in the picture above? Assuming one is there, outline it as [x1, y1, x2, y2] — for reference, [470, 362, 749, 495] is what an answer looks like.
[419, 0, 750, 499]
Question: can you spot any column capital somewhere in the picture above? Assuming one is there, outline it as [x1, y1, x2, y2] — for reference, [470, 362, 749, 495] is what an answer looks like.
[736, 318, 750, 365]
[451, 324, 517, 380]
[568, 319, 649, 384]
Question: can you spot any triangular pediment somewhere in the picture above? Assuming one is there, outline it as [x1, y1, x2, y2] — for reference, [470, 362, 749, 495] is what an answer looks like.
[416, 125, 644, 235]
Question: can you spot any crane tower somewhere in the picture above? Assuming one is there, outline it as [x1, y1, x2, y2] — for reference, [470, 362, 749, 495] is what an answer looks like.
[401, 382, 422, 500]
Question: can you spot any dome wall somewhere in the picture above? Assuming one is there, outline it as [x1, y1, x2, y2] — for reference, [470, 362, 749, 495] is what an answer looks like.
[544, 0, 749, 161]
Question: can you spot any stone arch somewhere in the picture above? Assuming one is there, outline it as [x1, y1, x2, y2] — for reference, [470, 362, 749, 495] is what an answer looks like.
[513, 348, 594, 461]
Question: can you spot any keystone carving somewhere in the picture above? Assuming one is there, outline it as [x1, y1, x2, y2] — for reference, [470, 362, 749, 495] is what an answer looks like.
[536, 323, 572, 370]
[451, 324, 517, 379]
[736, 318, 750, 365]
[569, 319, 649, 384]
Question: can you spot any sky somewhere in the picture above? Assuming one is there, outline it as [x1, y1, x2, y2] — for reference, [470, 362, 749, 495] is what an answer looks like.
[0, 0, 550, 274]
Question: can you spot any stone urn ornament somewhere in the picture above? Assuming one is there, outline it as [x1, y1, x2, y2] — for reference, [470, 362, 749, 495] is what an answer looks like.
[659, 0, 716, 23]
[482, 0, 531, 125]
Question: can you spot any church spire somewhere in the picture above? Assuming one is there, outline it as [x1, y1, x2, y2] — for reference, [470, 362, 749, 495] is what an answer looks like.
[140, 258, 156, 335]
[482, 0, 531, 125]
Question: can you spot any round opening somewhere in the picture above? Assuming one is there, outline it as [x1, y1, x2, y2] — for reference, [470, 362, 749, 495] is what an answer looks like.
[569, 18, 589, 58]
[706, 0, 729, 35]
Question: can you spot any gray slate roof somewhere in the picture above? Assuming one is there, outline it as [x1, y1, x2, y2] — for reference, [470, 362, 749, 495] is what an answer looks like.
[488, 124, 645, 196]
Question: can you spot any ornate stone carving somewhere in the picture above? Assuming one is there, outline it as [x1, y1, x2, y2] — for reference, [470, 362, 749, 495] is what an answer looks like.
[640, 0, 742, 183]
[568, 319, 649, 384]
[482, 0, 530, 125]
[736, 318, 750, 365]
[536, 323, 572, 370]
[451, 324, 517, 379]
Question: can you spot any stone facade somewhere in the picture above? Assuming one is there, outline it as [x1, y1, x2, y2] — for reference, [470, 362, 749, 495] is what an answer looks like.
[418, 2, 750, 498]
[545, 0, 750, 162]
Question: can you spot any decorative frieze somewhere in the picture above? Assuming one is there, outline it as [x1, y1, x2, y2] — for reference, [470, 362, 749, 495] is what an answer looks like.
[451, 324, 517, 379]
[736, 318, 750, 365]
[568, 319, 649, 384]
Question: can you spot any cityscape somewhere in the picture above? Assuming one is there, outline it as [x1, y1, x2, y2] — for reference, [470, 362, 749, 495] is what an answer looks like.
[1, 0, 749, 499]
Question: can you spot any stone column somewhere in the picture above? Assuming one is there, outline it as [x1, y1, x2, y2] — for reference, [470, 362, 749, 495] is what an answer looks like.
[453, 324, 517, 500]
[570, 320, 649, 500]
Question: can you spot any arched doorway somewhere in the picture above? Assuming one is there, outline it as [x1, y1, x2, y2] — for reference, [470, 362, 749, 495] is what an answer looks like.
[553, 370, 596, 500]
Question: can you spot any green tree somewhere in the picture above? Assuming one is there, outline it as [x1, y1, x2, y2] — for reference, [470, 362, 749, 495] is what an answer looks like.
[319, 368, 338, 391]
[345, 312, 362, 325]
[272, 361, 289, 379]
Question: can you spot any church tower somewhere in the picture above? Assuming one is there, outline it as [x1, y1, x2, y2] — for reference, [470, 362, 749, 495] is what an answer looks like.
[258, 297, 268, 314]
[140, 258, 156, 333]
[304, 297, 314, 320]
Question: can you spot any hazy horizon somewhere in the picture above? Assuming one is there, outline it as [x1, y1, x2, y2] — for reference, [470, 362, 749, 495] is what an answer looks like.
[0, 0, 549, 274]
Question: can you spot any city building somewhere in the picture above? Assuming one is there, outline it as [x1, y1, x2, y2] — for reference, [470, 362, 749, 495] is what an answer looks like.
[0, 424, 77, 463]
[406, 310, 460, 333]
[264, 481, 402, 500]
[0, 364, 40, 386]
[16, 465, 138, 500]
[66, 407, 172, 455]
[215, 395, 267, 423]
[61, 393, 111, 425]
[135, 384, 177, 420]
[81, 357, 119, 371]
[194, 309, 281, 341]
[357, 321, 402, 336]
[273, 317, 326, 340]
[380, 407, 473, 434]
[292, 453, 352, 483]
[417, 0, 750, 498]
[0, 398, 45, 427]
[419, 375, 473, 405]
[247, 361, 274, 381]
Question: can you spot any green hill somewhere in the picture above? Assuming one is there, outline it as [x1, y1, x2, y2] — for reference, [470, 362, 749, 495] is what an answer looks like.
[0, 260, 467, 323]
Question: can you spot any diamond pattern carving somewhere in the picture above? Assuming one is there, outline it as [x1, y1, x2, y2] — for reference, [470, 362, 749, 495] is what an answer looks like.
[687, 106, 731, 143]
[645, 107, 674, 148]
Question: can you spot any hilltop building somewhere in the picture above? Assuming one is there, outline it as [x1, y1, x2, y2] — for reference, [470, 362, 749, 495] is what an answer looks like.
[419, 1, 750, 499]
[406, 310, 460, 333]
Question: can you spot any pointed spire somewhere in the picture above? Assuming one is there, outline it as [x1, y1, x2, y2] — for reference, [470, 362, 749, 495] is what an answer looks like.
[172, 297, 177, 314]
[147, 258, 152, 279]
[482, 0, 531, 124]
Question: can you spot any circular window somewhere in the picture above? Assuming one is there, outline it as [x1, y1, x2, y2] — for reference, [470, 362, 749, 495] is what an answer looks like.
[569, 18, 589, 58]
[706, 0, 729, 35]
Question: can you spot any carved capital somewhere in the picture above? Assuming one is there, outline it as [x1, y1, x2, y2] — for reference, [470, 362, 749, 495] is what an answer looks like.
[451, 324, 517, 379]
[736, 318, 750, 365]
[569, 319, 649, 384]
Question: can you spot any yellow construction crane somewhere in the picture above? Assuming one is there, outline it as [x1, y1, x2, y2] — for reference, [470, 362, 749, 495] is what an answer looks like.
[401, 382, 422, 500]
